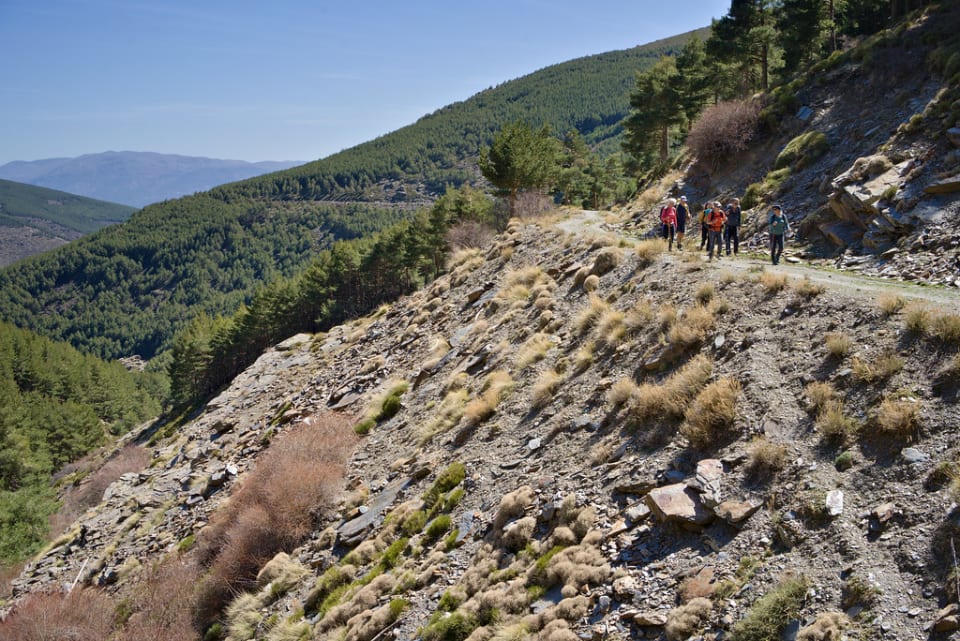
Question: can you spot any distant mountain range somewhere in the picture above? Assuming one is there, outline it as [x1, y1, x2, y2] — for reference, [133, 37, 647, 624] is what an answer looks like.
[0, 151, 304, 208]
[0, 179, 135, 267]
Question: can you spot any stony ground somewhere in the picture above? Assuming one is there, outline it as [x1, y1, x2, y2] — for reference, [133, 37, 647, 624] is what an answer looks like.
[9, 211, 960, 641]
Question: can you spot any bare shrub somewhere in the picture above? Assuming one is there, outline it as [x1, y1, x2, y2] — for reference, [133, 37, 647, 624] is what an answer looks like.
[53, 444, 152, 535]
[447, 221, 496, 250]
[0, 587, 117, 641]
[117, 558, 201, 641]
[681, 377, 741, 450]
[686, 100, 761, 165]
[665, 597, 712, 641]
[194, 413, 356, 628]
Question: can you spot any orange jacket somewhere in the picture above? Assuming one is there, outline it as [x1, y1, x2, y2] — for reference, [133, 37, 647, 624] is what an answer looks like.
[706, 208, 726, 232]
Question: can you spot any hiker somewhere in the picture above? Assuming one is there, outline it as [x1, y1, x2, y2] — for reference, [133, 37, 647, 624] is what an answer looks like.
[660, 198, 678, 250]
[724, 197, 742, 256]
[698, 202, 711, 250]
[676, 196, 689, 250]
[705, 201, 726, 261]
[768, 204, 790, 265]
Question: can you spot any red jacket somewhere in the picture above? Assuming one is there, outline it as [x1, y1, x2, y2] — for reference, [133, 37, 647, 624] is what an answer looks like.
[660, 206, 677, 226]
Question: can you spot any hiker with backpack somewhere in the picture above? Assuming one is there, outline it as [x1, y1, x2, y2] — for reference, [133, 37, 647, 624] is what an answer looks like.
[768, 204, 790, 265]
[698, 202, 712, 251]
[676, 196, 689, 250]
[705, 201, 726, 261]
[724, 197, 742, 256]
[659, 198, 678, 251]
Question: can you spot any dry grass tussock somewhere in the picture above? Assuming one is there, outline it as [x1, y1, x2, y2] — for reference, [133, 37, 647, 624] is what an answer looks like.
[418, 388, 469, 444]
[851, 352, 904, 383]
[746, 437, 787, 483]
[194, 413, 356, 628]
[824, 332, 853, 359]
[463, 371, 515, 426]
[593, 309, 626, 349]
[667, 305, 715, 349]
[759, 271, 788, 293]
[681, 377, 741, 450]
[816, 400, 859, 446]
[530, 369, 563, 409]
[873, 395, 922, 441]
[665, 597, 712, 641]
[516, 333, 554, 370]
[623, 354, 713, 430]
[805, 381, 837, 413]
[635, 238, 666, 267]
[793, 277, 825, 298]
[574, 294, 610, 336]
[797, 611, 849, 641]
[877, 292, 906, 316]
[900, 305, 960, 343]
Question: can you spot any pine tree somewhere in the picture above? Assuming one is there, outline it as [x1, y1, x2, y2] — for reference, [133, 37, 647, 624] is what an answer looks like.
[622, 56, 683, 167]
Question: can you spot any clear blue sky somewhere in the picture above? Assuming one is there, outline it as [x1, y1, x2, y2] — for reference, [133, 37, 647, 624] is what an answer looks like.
[0, 0, 730, 166]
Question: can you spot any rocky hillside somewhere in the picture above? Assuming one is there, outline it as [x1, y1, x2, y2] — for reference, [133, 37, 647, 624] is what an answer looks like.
[4, 213, 960, 641]
[669, 2, 960, 288]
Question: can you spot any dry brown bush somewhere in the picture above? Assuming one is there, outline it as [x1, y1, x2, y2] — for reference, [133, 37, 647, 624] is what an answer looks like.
[52, 444, 152, 535]
[530, 370, 562, 409]
[493, 486, 536, 531]
[680, 567, 716, 602]
[447, 221, 496, 250]
[759, 271, 788, 293]
[194, 413, 356, 628]
[0, 587, 117, 641]
[686, 100, 761, 164]
[116, 558, 199, 641]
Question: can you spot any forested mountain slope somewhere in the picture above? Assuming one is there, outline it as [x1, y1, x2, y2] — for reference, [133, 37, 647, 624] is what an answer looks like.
[0, 180, 134, 267]
[0, 30, 702, 363]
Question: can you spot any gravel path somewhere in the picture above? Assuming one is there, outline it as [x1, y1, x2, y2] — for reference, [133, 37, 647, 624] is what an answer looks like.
[556, 209, 960, 310]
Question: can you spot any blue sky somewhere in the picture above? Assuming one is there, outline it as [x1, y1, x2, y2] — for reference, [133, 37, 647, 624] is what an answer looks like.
[0, 0, 730, 165]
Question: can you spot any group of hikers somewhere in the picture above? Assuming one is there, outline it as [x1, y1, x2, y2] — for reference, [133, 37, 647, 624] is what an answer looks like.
[656, 196, 790, 265]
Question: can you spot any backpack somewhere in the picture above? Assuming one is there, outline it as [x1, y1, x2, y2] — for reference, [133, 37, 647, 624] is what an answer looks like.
[769, 215, 788, 235]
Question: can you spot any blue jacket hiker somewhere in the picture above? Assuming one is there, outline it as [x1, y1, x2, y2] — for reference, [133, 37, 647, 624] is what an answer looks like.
[768, 205, 789, 265]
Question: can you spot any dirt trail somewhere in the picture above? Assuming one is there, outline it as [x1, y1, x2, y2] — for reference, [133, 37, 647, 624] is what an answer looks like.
[556, 209, 960, 310]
